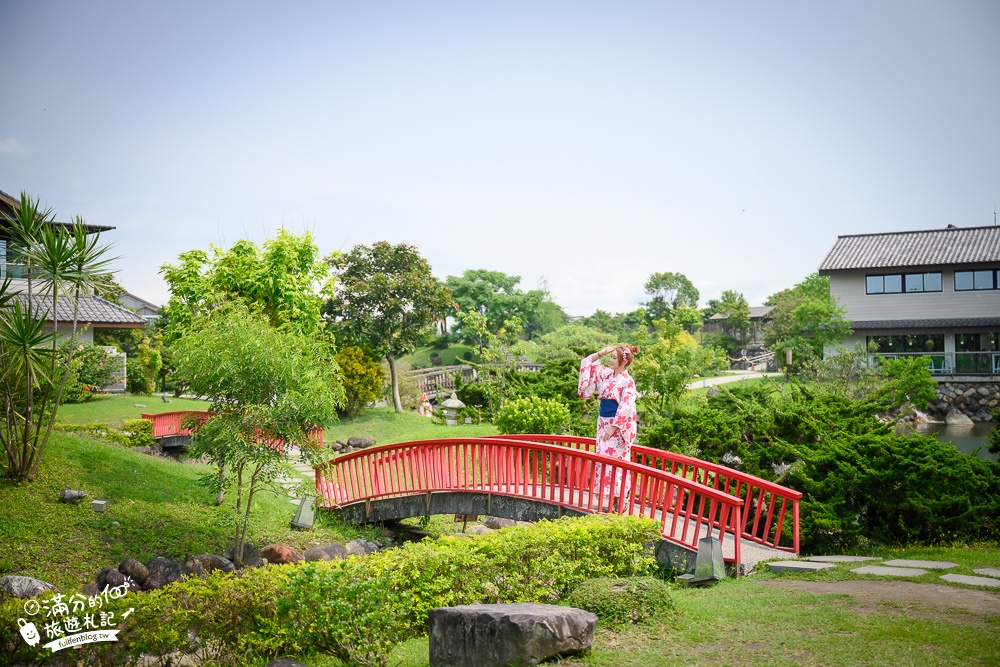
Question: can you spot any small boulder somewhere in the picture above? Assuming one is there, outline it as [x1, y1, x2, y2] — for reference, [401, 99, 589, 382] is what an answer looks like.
[195, 554, 236, 574]
[260, 544, 302, 565]
[143, 557, 181, 590]
[95, 568, 126, 592]
[81, 583, 100, 597]
[466, 525, 493, 536]
[224, 543, 264, 568]
[264, 660, 312, 667]
[181, 555, 206, 578]
[483, 516, 516, 530]
[303, 544, 348, 562]
[59, 488, 87, 504]
[345, 539, 380, 556]
[0, 575, 58, 599]
[945, 408, 975, 426]
[118, 558, 149, 587]
[429, 603, 597, 667]
[347, 436, 377, 449]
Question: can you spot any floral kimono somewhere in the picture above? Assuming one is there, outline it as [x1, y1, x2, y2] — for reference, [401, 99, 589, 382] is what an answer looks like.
[578, 355, 638, 499]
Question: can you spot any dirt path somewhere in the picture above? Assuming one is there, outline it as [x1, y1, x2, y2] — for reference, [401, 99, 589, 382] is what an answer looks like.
[760, 579, 1000, 625]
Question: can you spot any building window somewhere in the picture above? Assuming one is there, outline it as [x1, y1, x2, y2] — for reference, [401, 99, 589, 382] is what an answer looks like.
[866, 272, 940, 294]
[955, 269, 997, 291]
[867, 334, 944, 354]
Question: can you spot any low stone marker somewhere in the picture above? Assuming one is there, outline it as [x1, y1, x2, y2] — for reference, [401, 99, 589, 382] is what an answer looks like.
[428, 602, 596, 667]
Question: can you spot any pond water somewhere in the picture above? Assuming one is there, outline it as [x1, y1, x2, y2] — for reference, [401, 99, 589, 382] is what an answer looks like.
[903, 422, 997, 462]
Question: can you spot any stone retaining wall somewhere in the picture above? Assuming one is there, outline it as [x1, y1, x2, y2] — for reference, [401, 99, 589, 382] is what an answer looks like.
[927, 381, 999, 422]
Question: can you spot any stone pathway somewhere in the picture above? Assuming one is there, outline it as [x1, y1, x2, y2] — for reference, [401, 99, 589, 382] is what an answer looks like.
[277, 445, 316, 506]
[767, 555, 1000, 589]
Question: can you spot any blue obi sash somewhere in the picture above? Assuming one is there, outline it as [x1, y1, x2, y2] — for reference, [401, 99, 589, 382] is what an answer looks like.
[599, 399, 619, 418]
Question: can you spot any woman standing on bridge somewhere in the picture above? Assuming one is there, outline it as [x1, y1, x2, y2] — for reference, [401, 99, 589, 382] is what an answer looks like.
[579, 344, 639, 509]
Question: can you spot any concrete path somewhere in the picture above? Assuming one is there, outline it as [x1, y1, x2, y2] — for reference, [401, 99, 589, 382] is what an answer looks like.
[686, 371, 783, 391]
[770, 556, 1000, 589]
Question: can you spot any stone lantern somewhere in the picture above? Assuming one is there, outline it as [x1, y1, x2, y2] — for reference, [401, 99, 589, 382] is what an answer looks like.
[440, 393, 465, 426]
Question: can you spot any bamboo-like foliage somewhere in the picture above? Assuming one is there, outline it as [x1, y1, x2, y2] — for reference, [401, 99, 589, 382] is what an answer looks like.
[0, 192, 116, 481]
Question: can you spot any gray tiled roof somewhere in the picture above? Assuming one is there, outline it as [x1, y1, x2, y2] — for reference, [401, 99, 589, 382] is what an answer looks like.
[850, 317, 1000, 330]
[8, 293, 145, 326]
[819, 226, 1000, 272]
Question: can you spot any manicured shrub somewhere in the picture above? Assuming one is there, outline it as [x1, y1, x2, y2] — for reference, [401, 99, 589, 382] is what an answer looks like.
[0, 515, 659, 667]
[334, 346, 385, 418]
[283, 514, 659, 666]
[121, 419, 154, 448]
[562, 576, 674, 627]
[494, 396, 569, 435]
[55, 419, 154, 449]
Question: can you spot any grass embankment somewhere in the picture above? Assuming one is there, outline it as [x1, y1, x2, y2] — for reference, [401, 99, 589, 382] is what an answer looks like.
[0, 430, 371, 590]
[0, 400, 499, 590]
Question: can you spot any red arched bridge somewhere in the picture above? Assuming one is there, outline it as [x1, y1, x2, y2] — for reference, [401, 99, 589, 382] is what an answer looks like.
[314, 435, 801, 571]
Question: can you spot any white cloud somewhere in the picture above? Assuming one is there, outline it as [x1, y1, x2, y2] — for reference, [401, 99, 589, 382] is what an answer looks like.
[0, 138, 28, 156]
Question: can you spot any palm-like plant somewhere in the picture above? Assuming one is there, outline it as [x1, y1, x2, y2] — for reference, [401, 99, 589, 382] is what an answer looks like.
[0, 192, 116, 481]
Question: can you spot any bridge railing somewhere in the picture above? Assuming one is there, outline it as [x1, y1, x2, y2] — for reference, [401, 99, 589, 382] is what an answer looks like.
[140, 411, 210, 438]
[314, 437, 745, 562]
[483, 435, 800, 555]
[140, 411, 324, 453]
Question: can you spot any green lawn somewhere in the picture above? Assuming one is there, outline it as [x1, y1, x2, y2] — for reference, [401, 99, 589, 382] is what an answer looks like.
[324, 406, 498, 445]
[400, 344, 480, 368]
[56, 393, 211, 426]
[304, 544, 1000, 667]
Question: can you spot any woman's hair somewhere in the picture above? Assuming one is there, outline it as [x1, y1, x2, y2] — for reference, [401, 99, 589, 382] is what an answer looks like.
[616, 345, 639, 370]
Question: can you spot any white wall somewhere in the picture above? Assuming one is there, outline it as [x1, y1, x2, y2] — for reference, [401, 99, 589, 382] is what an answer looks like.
[830, 271, 1000, 321]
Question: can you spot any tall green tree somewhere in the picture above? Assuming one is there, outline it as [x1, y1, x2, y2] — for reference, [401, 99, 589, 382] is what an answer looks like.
[171, 305, 343, 567]
[160, 229, 333, 339]
[0, 193, 116, 481]
[326, 242, 453, 413]
[446, 269, 559, 341]
[643, 272, 699, 322]
[764, 274, 851, 365]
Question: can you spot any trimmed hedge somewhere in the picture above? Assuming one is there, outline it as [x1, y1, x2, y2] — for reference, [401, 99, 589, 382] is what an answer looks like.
[0, 514, 660, 667]
[55, 419, 154, 449]
[562, 576, 674, 628]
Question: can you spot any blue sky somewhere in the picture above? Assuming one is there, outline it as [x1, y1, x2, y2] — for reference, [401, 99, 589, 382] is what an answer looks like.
[2, 1, 998, 316]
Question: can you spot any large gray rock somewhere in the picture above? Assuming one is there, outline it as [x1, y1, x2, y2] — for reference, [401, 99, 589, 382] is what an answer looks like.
[143, 557, 182, 590]
[0, 575, 58, 599]
[95, 568, 126, 591]
[224, 543, 264, 568]
[945, 408, 974, 426]
[303, 544, 348, 562]
[195, 554, 236, 574]
[118, 557, 149, 586]
[181, 555, 206, 578]
[483, 516, 516, 530]
[429, 603, 597, 667]
[347, 436, 377, 449]
[344, 539, 380, 556]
